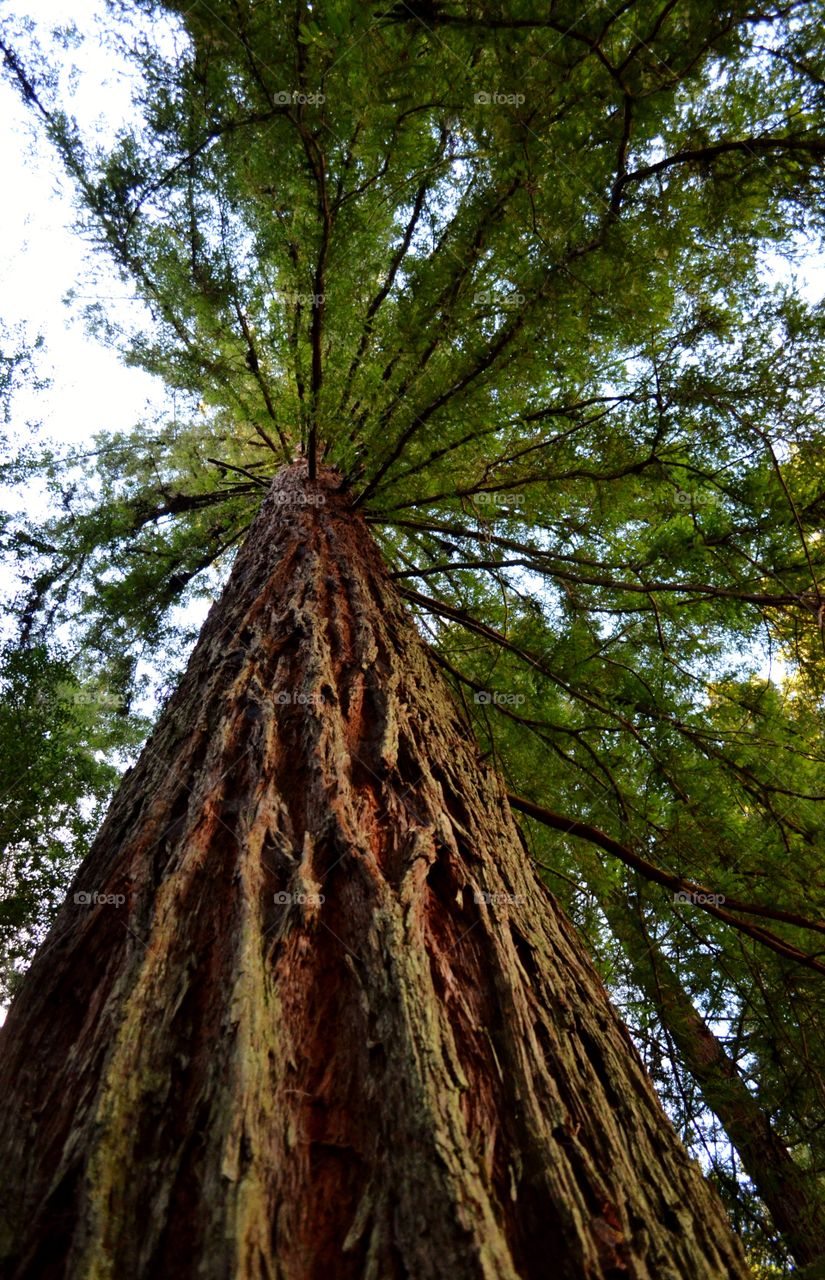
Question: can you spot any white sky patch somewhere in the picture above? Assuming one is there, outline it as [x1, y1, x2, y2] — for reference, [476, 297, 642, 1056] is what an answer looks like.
[0, 0, 173, 461]
[761, 241, 825, 304]
[0, 0, 177, 632]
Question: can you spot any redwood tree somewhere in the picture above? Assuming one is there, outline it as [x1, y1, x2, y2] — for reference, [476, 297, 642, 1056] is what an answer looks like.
[0, 463, 748, 1277]
[2, 0, 825, 1270]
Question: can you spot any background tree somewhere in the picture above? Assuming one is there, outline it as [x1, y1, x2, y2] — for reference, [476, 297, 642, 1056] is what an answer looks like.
[2, 0, 825, 1270]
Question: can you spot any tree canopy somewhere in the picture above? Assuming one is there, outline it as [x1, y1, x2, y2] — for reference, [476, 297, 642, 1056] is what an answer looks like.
[2, 1, 825, 1269]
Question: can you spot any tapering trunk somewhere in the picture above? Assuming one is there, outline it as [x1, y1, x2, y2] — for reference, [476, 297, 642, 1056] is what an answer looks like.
[0, 464, 747, 1279]
[602, 892, 825, 1268]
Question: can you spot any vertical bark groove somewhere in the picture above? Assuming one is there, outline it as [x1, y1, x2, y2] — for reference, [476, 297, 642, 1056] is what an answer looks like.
[0, 464, 747, 1279]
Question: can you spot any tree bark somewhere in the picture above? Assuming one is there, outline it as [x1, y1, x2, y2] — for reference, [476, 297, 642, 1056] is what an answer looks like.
[602, 891, 825, 1267]
[0, 464, 747, 1279]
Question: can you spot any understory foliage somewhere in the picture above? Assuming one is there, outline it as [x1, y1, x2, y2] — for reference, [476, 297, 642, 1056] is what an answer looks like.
[0, 642, 146, 998]
[2, 0, 825, 1268]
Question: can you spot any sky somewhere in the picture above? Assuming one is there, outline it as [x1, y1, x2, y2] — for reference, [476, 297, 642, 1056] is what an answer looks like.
[0, 1, 171, 480]
[0, 3, 180, 1022]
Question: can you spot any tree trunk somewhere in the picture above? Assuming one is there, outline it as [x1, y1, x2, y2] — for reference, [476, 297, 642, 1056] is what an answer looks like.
[0, 463, 747, 1279]
[602, 891, 825, 1267]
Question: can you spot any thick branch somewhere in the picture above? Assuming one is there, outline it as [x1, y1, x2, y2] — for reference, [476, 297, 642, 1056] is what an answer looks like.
[508, 793, 825, 974]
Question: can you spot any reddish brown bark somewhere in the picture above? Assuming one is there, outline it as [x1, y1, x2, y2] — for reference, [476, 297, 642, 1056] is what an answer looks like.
[0, 464, 747, 1278]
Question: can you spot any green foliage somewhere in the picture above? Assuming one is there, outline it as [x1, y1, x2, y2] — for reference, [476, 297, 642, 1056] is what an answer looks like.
[0, 641, 146, 1002]
[0, 324, 46, 430]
